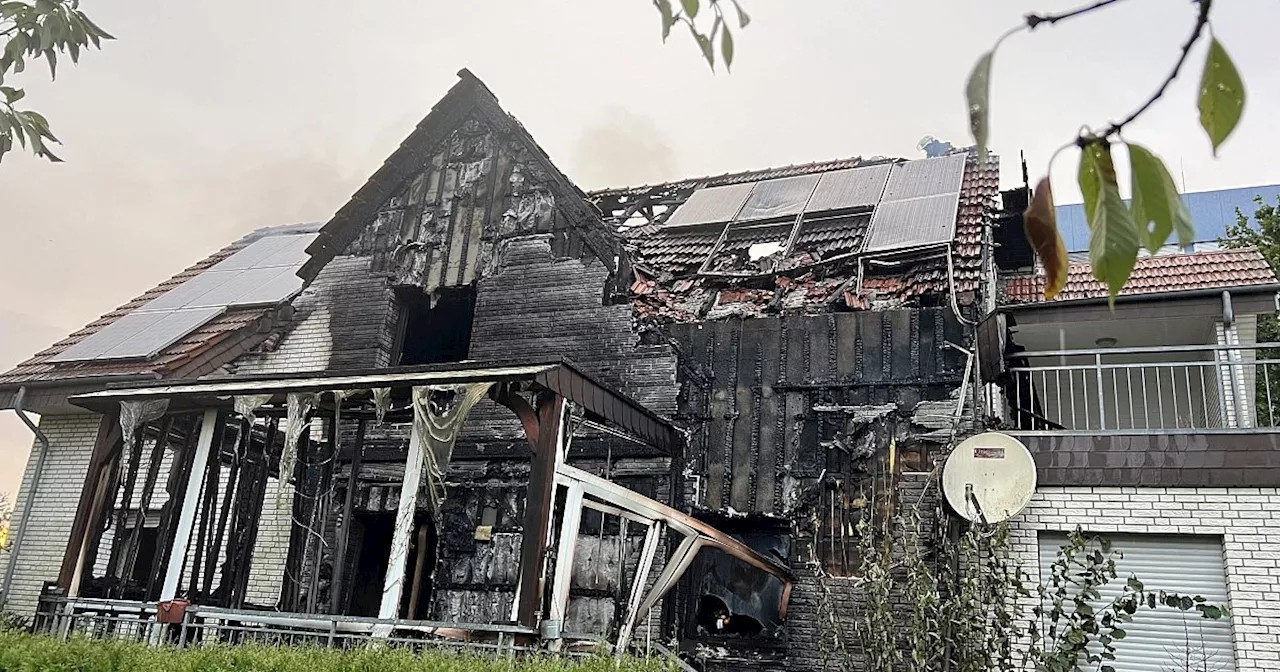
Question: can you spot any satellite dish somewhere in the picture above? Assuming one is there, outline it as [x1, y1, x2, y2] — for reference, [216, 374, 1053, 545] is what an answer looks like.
[942, 432, 1037, 524]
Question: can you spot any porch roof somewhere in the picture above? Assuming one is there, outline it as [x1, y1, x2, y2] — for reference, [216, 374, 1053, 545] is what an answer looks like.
[68, 358, 682, 454]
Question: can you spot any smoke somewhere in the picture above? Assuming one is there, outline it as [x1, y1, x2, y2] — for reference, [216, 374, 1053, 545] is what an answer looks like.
[571, 107, 679, 190]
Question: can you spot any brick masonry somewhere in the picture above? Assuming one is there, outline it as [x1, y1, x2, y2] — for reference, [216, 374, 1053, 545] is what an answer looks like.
[0, 414, 102, 616]
[1010, 486, 1280, 672]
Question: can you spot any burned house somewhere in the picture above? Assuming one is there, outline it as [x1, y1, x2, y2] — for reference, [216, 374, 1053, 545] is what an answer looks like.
[0, 69, 999, 668]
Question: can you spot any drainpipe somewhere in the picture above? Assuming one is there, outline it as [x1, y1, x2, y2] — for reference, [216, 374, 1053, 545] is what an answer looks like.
[1, 386, 50, 609]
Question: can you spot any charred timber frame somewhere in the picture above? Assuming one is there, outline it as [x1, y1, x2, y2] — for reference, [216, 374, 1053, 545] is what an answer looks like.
[64, 359, 791, 649]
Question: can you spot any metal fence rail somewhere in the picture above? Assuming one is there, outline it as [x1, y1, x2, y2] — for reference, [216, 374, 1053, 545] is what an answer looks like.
[31, 595, 592, 657]
[1004, 342, 1280, 433]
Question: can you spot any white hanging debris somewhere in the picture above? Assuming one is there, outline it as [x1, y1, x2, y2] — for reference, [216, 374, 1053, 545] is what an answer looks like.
[279, 392, 320, 502]
[233, 394, 273, 422]
[119, 399, 169, 454]
[372, 387, 392, 426]
[413, 383, 494, 514]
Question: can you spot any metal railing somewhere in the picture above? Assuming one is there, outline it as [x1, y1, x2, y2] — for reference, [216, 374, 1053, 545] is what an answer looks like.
[31, 595, 620, 656]
[1004, 342, 1280, 433]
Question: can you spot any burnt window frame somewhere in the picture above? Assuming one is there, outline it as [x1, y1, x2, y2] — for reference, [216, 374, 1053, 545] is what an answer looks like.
[391, 285, 477, 367]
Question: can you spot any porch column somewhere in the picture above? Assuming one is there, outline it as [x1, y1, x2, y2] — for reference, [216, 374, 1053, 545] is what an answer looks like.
[516, 394, 567, 629]
[377, 390, 430, 622]
[158, 409, 218, 602]
[57, 412, 122, 595]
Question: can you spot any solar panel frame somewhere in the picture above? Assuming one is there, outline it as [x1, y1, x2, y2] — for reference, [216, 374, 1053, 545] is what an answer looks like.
[50, 232, 317, 364]
[879, 153, 966, 201]
[734, 174, 820, 222]
[862, 193, 962, 253]
[805, 164, 892, 213]
[48, 306, 226, 362]
[663, 183, 754, 227]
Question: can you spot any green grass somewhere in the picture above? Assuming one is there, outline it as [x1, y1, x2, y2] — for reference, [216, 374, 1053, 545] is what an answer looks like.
[0, 631, 677, 672]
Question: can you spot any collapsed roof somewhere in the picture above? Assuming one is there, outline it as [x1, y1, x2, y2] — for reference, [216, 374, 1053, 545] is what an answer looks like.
[592, 151, 999, 322]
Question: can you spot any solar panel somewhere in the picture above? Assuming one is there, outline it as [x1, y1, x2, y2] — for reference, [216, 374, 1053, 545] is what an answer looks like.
[879, 153, 966, 201]
[735, 175, 820, 221]
[49, 307, 226, 362]
[805, 164, 892, 212]
[664, 183, 753, 226]
[50, 232, 317, 363]
[861, 155, 967, 253]
[863, 193, 962, 253]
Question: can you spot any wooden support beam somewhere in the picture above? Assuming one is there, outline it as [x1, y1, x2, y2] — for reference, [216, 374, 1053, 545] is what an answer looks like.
[330, 418, 365, 615]
[515, 394, 566, 629]
[546, 482, 583, 627]
[58, 411, 122, 592]
[159, 409, 218, 602]
[117, 416, 173, 595]
[615, 520, 664, 657]
[147, 415, 201, 599]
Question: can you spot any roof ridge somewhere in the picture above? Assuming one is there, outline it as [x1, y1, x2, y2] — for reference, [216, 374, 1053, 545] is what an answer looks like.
[587, 155, 875, 196]
[1065, 246, 1265, 270]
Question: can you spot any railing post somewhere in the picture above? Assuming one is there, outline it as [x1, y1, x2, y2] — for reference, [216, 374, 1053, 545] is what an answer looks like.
[1095, 353, 1106, 430]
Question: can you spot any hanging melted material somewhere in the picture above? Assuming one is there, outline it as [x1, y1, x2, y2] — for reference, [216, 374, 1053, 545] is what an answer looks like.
[118, 399, 169, 455]
[280, 392, 320, 500]
[232, 394, 273, 422]
[371, 387, 392, 426]
[413, 383, 494, 514]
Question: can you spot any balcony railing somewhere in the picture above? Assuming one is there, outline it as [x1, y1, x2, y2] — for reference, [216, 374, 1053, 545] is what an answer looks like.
[1003, 342, 1280, 433]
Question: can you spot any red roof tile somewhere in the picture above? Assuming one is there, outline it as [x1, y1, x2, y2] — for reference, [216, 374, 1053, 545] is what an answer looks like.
[1003, 248, 1279, 304]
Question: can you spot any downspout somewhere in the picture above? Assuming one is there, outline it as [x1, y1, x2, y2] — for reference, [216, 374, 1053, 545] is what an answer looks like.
[1, 386, 51, 609]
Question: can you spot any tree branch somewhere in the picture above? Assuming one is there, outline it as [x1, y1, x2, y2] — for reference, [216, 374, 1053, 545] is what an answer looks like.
[1025, 0, 1127, 30]
[1076, 0, 1212, 145]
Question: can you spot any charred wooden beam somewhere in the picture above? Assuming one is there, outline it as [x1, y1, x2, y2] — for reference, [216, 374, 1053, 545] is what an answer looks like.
[329, 418, 366, 615]
[58, 411, 122, 593]
[117, 415, 174, 596]
[515, 393, 565, 629]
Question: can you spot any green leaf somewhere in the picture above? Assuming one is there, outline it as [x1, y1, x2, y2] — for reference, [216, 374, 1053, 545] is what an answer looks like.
[1129, 143, 1194, 251]
[0, 86, 23, 104]
[691, 26, 714, 70]
[1198, 37, 1245, 155]
[1111, 628, 1126, 640]
[680, 0, 698, 19]
[1102, 666, 1116, 672]
[1125, 576, 1143, 592]
[721, 25, 734, 71]
[1201, 605, 1222, 619]
[656, 0, 674, 41]
[1079, 142, 1140, 304]
[730, 0, 750, 27]
[43, 47, 56, 79]
[965, 50, 993, 161]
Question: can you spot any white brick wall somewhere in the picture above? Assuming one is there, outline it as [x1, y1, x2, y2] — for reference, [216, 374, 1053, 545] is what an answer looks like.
[1011, 486, 1280, 671]
[0, 414, 102, 617]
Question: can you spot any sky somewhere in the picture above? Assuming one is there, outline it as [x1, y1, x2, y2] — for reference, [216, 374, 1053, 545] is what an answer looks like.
[2, 0, 1279, 499]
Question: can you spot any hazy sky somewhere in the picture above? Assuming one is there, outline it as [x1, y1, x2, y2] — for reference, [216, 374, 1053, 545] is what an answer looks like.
[2, 0, 1279, 498]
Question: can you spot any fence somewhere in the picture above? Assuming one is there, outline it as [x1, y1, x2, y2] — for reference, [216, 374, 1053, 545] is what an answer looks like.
[31, 595, 592, 656]
[1004, 342, 1280, 432]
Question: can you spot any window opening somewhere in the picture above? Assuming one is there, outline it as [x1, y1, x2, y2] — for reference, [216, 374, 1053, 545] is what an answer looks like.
[395, 286, 476, 366]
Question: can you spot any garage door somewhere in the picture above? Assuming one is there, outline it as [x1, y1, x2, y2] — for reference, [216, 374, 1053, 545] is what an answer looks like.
[1038, 532, 1236, 672]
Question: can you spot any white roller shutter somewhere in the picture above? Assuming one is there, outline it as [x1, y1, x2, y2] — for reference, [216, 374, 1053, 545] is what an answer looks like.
[1038, 532, 1236, 672]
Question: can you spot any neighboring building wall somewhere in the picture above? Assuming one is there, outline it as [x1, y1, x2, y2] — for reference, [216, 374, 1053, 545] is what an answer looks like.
[1, 414, 102, 616]
[1011, 486, 1280, 672]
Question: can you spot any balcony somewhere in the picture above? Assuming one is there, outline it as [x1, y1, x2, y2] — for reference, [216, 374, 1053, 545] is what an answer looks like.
[1003, 342, 1280, 434]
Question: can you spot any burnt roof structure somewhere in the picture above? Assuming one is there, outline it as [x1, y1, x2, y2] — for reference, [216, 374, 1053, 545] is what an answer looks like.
[597, 151, 999, 322]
